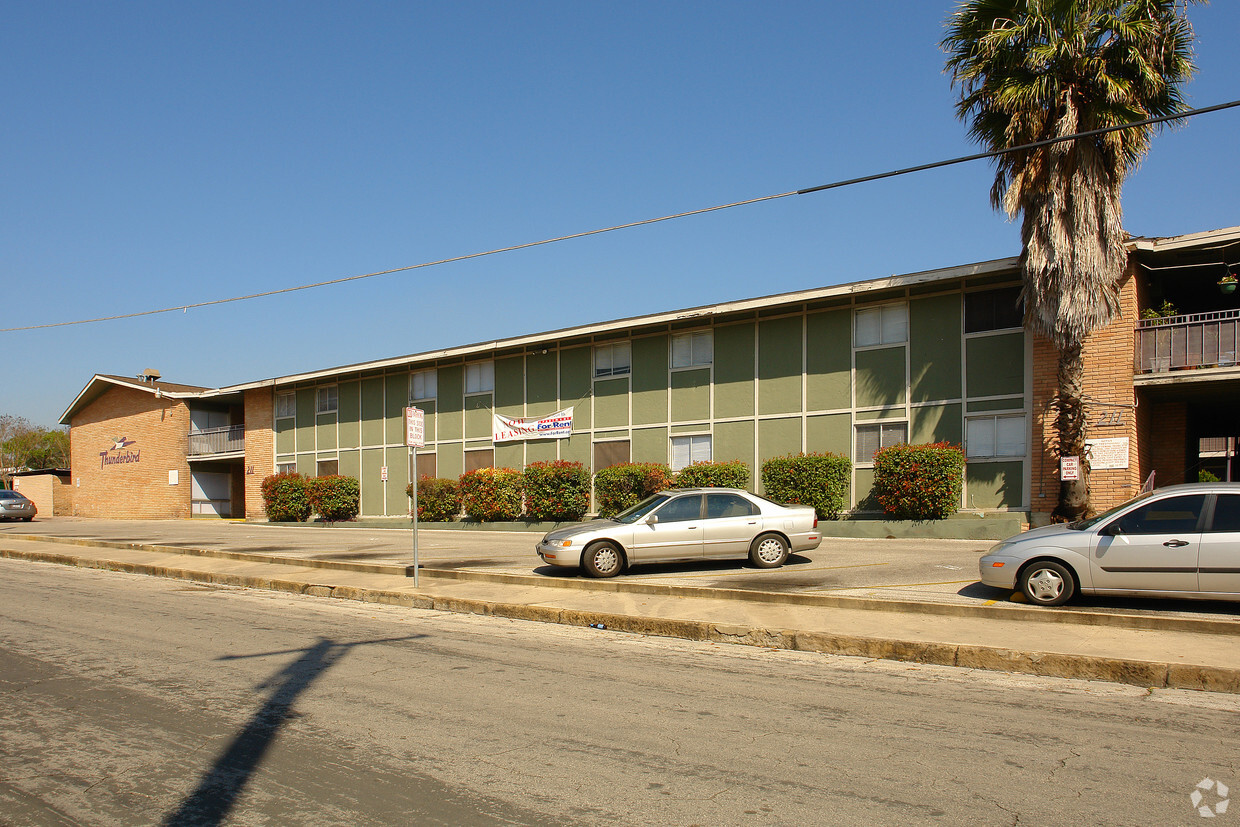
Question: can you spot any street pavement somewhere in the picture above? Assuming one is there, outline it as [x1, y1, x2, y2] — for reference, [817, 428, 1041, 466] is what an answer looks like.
[2, 517, 1240, 693]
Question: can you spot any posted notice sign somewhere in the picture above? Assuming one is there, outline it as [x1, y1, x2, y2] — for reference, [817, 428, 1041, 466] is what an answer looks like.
[493, 407, 573, 443]
[1060, 456, 1081, 481]
[405, 407, 425, 448]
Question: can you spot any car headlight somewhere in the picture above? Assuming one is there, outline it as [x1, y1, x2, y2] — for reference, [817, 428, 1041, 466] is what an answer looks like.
[986, 541, 1009, 555]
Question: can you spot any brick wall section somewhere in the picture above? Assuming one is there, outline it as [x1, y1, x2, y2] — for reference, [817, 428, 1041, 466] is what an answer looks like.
[1146, 399, 1188, 486]
[70, 386, 192, 518]
[1030, 270, 1141, 522]
[244, 388, 275, 519]
[10, 474, 73, 517]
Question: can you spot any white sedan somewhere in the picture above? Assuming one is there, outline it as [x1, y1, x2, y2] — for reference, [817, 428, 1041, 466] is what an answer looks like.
[536, 487, 821, 577]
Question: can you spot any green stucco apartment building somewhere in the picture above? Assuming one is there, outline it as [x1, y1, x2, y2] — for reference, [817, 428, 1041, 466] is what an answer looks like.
[258, 258, 1030, 518]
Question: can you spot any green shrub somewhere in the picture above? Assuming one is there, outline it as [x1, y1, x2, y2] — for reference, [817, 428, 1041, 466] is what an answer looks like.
[871, 442, 965, 520]
[306, 475, 361, 522]
[406, 476, 461, 521]
[260, 472, 311, 522]
[1198, 470, 1221, 483]
[673, 460, 750, 489]
[593, 462, 674, 518]
[760, 452, 851, 520]
[523, 461, 590, 521]
[458, 467, 524, 521]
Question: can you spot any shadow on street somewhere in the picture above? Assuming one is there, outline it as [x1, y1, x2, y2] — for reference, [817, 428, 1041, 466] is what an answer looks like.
[161, 634, 424, 827]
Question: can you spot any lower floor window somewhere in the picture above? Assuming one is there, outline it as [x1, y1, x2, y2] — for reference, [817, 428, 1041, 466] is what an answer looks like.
[276, 461, 295, 475]
[671, 435, 712, 471]
[464, 449, 494, 474]
[855, 422, 907, 465]
[316, 459, 339, 477]
[966, 414, 1027, 458]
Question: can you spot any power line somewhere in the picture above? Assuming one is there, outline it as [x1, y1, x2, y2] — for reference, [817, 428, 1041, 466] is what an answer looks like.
[5, 98, 1238, 334]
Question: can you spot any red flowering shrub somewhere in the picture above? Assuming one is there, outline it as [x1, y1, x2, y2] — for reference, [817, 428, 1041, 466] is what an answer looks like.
[458, 467, 523, 521]
[593, 462, 674, 518]
[760, 453, 851, 519]
[871, 442, 965, 520]
[673, 460, 750, 489]
[405, 476, 461, 522]
[523, 461, 590, 521]
[260, 472, 311, 522]
[306, 475, 361, 522]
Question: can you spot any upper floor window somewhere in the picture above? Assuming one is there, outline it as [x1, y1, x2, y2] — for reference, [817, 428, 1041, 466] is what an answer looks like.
[465, 361, 494, 394]
[966, 414, 1027, 458]
[965, 286, 1024, 333]
[671, 331, 713, 369]
[594, 342, 631, 378]
[275, 392, 296, 420]
[316, 386, 338, 414]
[410, 369, 437, 401]
[854, 304, 908, 347]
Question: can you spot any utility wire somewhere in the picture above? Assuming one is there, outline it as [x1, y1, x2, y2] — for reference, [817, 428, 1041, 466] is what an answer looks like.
[6, 98, 1238, 334]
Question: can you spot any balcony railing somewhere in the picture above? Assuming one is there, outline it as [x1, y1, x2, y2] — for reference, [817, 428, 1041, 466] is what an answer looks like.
[1136, 309, 1240, 374]
[187, 424, 245, 457]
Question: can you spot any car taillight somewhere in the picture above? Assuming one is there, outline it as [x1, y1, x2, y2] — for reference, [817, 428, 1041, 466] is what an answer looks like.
[812, 515, 818, 529]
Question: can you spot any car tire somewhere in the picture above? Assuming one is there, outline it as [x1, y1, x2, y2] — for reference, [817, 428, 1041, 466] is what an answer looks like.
[1018, 560, 1076, 606]
[22, 517, 32, 522]
[748, 533, 789, 569]
[582, 542, 624, 578]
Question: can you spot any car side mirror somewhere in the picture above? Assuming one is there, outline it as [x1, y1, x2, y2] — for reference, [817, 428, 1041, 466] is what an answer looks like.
[645, 514, 658, 525]
[1102, 522, 1123, 537]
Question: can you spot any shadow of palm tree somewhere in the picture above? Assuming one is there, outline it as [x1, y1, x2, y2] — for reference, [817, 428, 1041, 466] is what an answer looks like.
[161, 634, 424, 827]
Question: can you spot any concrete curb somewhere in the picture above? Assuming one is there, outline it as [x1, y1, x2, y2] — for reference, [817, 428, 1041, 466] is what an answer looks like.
[5, 532, 1239, 637]
[3, 545, 1238, 694]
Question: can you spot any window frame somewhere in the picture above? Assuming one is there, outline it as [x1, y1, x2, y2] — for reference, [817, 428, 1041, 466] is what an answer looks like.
[594, 342, 632, 378]
[965, 414, 1028, 459]
[315, 385, 338, 415]
[671, 434, 712, 471]
[410, 368, 438, 402]
[464, 361, 494, 395]
[853, 303, 908, 348]
[670, 331, 713, 370]
[275, 391, 296, 420]
[315, 458, 339, 477]
[854, 421, 908, 467]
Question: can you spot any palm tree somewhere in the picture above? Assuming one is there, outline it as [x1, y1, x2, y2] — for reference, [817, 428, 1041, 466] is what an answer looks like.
[943, 0, 1198, 519]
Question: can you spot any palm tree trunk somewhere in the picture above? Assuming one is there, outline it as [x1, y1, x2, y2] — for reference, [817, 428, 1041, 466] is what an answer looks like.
[1054, 342, 1090, 520]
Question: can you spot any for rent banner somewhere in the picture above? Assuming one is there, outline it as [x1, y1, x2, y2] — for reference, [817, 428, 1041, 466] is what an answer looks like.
[493, 407, 574, 443]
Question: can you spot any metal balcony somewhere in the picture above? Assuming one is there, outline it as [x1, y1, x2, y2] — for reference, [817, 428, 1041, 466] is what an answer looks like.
[187, 424, 245, 457]
[1136, 309, 1240, 374]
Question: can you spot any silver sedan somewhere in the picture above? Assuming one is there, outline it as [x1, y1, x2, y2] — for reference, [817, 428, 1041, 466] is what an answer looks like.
[0, 489, 37, 521]
[536, 487, 821, 577]
[980, 482, 1240, 606]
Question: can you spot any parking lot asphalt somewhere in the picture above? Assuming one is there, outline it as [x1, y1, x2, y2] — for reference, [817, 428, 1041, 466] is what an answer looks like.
[3, 517, 1240, 692]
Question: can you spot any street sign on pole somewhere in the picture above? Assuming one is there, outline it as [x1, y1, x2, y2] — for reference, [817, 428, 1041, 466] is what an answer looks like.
[405, 407, 424, 586]
[405, 406, 425, 448]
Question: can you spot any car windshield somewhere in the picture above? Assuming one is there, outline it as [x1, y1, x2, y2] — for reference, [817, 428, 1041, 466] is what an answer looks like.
[613, 494, 671, 524]
[1071, 491, 1154, 530]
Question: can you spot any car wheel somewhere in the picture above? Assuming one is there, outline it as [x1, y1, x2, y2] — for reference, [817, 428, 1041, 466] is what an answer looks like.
[22, 516, 33, 522]
[748, 533, 789, 568]
[1018, 560, 1076, 606]
[582, 542, 624, 578]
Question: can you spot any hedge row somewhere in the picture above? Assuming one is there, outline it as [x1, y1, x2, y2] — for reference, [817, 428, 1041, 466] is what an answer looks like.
[265, 444, 968, 524]
[261, 473, 360, 522]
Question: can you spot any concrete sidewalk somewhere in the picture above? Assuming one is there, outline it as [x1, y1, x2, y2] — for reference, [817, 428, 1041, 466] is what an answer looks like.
[2, 531, 1239, 694]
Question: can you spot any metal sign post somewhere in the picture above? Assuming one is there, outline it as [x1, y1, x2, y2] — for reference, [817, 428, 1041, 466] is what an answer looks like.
[405, 407, 425, 587]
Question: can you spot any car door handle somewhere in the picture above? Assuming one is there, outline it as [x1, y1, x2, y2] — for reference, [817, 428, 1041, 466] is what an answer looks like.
[1163, 539, 1190, 547]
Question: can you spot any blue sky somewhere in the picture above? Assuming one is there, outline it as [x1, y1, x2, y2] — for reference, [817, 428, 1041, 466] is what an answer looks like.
[4, 2, 1237, 427]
